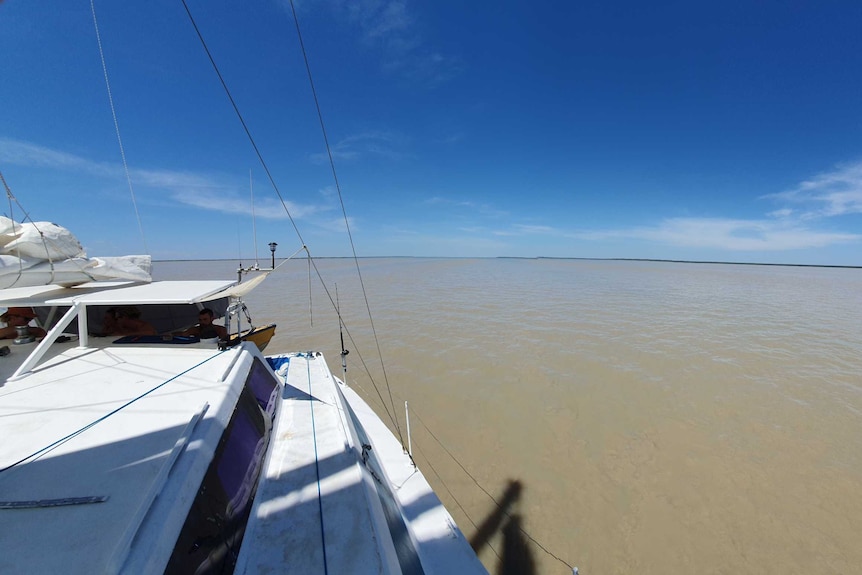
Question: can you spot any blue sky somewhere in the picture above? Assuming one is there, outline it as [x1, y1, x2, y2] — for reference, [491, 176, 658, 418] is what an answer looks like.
[1, 1, 861, 265]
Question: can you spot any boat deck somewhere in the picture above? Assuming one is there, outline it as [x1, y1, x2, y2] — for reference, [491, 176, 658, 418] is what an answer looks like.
[0, 339, 485, 573]
[239, 353, 486, 574]
[238, 352, 400, 572]
[0, 338, 246, 573]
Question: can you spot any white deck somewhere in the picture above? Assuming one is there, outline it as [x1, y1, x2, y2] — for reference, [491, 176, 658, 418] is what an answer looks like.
[238, 353, 487, 574]
[0, 339, 245, 573]
[237, 353, 400, 573]
[0, 280, 486, 574]
[340, 383, 487, 574]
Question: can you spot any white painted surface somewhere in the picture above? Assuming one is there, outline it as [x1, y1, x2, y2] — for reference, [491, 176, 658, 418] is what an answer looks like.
[237, 353, 399, 574]
[0, 341, 244, 574]
[1, 281, 486, 574]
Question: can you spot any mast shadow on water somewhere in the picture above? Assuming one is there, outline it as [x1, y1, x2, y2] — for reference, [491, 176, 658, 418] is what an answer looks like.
[469, 479, 537, 575]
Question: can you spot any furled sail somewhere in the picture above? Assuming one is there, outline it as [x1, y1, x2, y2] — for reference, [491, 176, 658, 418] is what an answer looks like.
[0, 217, 151, 288]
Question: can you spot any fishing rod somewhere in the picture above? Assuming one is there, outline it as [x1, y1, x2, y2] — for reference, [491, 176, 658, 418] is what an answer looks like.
[336, 284, 349, 385]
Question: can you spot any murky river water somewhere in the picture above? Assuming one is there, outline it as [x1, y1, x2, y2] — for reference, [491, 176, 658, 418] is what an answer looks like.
[157, 258, 862, 574]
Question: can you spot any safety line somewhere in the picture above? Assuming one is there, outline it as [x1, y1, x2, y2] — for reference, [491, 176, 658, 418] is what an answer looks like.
[0, 350, 228, 475]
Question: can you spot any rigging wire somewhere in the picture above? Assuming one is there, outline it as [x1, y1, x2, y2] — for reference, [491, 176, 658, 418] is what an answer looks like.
[179, 0, 306, 249]
[180, 3, 573, 571]
[0, 171, 28, 286]
[285, 0, 404, 442]
[325, 296, 401, 428]
[179, 0, 405, 444]
[90, 0, 149, 255]
[0, 172, 98, 286]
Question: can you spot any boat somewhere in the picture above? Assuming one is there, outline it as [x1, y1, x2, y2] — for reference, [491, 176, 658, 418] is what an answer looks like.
[0, 273, 487, 573]
[0, 2, 489, 572]
[231, 322, 277, 352]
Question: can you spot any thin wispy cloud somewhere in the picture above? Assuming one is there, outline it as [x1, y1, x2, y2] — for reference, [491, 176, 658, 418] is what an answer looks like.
[319, 0, 461, 86]
[435, 132, 465, 145]
[315, 216, 356, 233]
[499, 217, 858, 251]
[309, 132, 406, 163]
[384, 229, 509, 255]
[168, 187, 318, 220]
[385, 49, 462, 88]
[128, 168, 213, 190]
[576, 218, 859, 251]
[0, 137, 116, 177]
[513, 224, 555, 235]
[355, 0, 411, 39]
[765, 160, 862, 219]
[0, 137, 319, 220]
[500, 162, 862, 252]
[425, 196, 474, 208]
[767, 208, 794, 219]
[424, 196, 507, 219]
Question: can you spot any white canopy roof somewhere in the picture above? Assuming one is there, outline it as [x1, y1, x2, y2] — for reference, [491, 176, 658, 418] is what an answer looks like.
[0, 280, 237, 308]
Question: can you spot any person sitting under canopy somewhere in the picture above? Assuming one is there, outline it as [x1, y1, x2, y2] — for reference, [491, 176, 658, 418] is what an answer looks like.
[177, 308, 228, 340]
[0, 307, 48, 339]
[104, 306, 157, 336]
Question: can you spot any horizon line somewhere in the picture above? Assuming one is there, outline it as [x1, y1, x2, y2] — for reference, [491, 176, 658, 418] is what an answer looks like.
[152, 256, 862, 270]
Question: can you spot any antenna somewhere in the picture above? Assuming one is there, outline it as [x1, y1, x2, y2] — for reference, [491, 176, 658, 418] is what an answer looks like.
[251, 169, 259, 269]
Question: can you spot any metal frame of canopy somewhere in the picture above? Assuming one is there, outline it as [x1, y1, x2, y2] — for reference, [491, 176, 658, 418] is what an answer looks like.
[2, 280, 241, 382]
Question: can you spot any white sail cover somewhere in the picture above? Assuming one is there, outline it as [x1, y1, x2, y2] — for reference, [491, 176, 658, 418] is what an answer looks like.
[0, 217, 151, 288]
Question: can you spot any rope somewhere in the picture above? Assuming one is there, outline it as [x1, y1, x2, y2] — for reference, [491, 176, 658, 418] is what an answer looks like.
[0, 350, 227, 475]
[0, 172, 99, 287]
[1, 171, 26, 286]
[90, 0, 149, 255]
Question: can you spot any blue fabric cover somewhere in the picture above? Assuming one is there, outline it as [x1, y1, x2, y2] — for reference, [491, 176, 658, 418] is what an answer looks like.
[265, 356, 290, 372]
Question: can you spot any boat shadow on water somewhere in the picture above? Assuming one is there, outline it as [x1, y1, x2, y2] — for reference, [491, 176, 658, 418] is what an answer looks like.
[470, 479, 537, 575]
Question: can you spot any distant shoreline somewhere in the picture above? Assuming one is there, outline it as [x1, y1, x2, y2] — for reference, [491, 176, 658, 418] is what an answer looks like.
[532, 257, 862, 269]
[153, 256, 862, 269]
